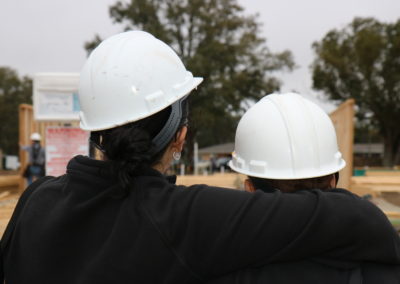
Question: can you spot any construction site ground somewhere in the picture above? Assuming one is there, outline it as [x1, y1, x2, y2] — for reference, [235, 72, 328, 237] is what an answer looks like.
[1, 172, 400, 236]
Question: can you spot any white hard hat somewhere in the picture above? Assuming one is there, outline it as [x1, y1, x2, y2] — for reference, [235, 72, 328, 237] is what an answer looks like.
[78, 31, 203, 131]
[229, 93, 346, 179]
[30, 133, 41, 141]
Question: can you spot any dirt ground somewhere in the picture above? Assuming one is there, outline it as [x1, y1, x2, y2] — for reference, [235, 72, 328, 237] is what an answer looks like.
[0, 191, 19, 236]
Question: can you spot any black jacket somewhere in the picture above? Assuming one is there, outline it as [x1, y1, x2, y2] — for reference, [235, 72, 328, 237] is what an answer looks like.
[207, 185, 400, 284]
[208, 260, 400, 284]
[2, 155, 400, 283]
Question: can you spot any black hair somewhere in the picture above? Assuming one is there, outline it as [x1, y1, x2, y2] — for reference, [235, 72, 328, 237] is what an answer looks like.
[91, 98, 189, 189]
[249, 172, 339, 193]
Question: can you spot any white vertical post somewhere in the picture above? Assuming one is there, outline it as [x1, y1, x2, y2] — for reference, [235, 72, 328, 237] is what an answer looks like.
[180, 164, 185, 176]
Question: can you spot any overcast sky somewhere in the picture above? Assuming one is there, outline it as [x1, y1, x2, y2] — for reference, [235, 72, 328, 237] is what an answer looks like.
[0, 0, 399, 111]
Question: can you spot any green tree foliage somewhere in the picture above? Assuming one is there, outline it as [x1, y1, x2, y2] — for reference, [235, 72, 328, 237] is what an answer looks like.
[85, 0, 294, 162]
[0, 67, 32, 155]
[312, 18, 400, 166]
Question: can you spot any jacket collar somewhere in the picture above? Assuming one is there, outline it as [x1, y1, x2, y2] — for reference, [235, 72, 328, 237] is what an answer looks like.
[67, 155, 176, 184]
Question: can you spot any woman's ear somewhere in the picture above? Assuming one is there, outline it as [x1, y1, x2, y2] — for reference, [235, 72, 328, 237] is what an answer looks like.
[173, 126, 187, 152]
[244, 179, 256, 193]
[330, 173, 337, 189]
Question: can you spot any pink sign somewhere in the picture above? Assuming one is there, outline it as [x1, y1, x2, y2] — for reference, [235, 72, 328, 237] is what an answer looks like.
[46, 127, 89, 176]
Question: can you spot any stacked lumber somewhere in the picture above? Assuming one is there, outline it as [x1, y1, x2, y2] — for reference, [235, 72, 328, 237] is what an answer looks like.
[0, 175, 20, 189]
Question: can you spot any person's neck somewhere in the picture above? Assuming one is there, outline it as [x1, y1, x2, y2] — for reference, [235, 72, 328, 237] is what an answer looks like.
[152, 163, 167, 174]
[153, 148, 173, 174]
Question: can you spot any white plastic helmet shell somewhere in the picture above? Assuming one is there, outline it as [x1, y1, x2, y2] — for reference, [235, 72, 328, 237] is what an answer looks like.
[30, 133, 41, 141]
[229, 93, 346, 179]
[79, 31, 203, 131]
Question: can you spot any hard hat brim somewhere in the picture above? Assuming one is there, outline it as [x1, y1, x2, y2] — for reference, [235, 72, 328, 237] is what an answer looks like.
[228, 159, 346, 180]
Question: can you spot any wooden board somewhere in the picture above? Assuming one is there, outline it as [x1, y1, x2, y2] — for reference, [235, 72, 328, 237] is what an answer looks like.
[350, 175, 400, 199]
[366, 171, 400, 177]
[329, 99, 355, 190]
[177, 173, 246, 189]
[0, 175, 20, 189]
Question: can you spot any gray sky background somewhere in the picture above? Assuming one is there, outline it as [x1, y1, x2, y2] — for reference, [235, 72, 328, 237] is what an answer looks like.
[0, 0, 399, 111]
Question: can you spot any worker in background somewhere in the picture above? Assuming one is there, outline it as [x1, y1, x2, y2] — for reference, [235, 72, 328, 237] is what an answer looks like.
[20, 132, 45, 185]
[209, 93, 400, 284]
[2, 32, 400, 283]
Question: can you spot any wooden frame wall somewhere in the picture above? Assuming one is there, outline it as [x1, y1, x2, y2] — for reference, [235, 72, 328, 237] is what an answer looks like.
[18, 104, 79, 191]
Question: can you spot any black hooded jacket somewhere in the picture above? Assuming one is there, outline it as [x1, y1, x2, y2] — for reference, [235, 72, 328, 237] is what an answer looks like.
[207, 260, 400, 284]
[2, 155, 400, 283]
[207, 187, 400, 284]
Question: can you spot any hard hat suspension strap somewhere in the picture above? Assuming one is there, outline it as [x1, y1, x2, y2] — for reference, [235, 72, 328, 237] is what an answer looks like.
[151, 97, 186, 154]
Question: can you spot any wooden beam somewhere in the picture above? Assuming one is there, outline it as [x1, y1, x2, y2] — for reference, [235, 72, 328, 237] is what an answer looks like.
[330, 99, 355, 190]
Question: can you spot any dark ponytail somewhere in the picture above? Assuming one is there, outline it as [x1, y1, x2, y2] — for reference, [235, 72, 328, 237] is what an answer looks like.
[91, 99, 188, 189]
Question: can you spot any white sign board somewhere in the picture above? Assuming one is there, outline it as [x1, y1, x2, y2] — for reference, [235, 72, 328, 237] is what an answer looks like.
[46, 127, 89, 176]
[5, 155, 20, 170]
[33, 73, 80, 121]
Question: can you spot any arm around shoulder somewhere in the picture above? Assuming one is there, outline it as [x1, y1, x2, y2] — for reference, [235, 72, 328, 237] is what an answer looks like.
[152, 185, 400, 278]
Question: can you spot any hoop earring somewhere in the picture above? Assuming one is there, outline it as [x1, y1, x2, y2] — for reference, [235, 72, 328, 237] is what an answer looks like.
[173, 151, 181, 161]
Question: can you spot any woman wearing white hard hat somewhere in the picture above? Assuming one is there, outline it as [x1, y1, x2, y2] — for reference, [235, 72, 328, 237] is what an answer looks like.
[212, 93, 400, 283]
[2, 31, 399, 283]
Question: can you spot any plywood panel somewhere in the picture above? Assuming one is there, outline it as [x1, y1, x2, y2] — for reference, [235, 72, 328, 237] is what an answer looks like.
[177, 173, 246, 189]
[329, 99, 355, 190]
